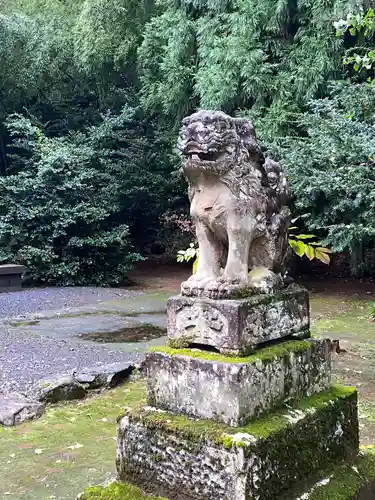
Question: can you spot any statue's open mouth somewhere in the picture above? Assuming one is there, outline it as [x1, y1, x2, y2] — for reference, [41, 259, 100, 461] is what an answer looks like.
[184, 151, 221, 162]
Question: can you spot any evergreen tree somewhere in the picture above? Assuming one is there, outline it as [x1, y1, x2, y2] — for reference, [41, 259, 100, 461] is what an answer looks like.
[138, 0, 358, 140]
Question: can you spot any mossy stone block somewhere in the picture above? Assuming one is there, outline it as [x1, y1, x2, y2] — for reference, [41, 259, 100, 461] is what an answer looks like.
[146, 339, 331, 426]
[117, 386, 359, 500]
[167, 287, 309, 355]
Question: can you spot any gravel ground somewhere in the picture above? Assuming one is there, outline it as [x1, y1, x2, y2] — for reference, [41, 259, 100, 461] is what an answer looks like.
[0, 326, 146, 394]
[0, 287, 140, 319]
[0, 287, 148, 394]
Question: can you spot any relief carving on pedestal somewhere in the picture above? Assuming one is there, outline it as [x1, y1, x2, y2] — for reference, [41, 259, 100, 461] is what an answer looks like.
[175, 303, 228, 341]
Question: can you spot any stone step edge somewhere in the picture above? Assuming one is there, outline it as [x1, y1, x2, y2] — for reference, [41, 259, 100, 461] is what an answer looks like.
[119, 384, 355, 448]
[167, 284, 309, 307]
[145, 338, 331, 426]
[148, 337, 324, 365]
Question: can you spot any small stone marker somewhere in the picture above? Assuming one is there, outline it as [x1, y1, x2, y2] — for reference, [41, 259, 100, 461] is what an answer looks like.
[0, 264, 24, 292]
[116, 111, 359, 500]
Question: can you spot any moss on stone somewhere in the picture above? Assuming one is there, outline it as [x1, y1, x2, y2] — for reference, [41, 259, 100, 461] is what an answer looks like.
[220, 283, 308, 302]
[125, 385, 357, 445]
[150, 339, 316, 364]
[286, 452, 375, 500]
[167, 336, 195, 349]
[119, 385, 359, 500]
[79, 482, 166, 499]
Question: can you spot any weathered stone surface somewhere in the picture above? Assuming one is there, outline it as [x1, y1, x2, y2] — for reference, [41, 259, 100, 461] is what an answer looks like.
[28, 374, 87, 404]
[0, 392, 44, 426]
[72, 361, 135, 389]
[117, 386, 359, 500]
[289, 452, 375, 500]
[178, 110, 291, 299]
[80, 453, 375, 500]
[146, 339, 331, 426]
[167, 287, 309, 354]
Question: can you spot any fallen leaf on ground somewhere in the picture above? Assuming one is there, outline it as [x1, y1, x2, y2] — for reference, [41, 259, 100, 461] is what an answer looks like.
[67, 443, 83, 450]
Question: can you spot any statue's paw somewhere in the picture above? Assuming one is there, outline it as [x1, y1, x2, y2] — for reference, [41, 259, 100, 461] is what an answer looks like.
[206, 280, 220, 292]
[181, 280, 196, 296]
[181, 276, 213, 296]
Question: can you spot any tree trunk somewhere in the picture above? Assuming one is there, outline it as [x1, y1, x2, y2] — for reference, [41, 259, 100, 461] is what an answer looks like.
[350, 241, 364, 278]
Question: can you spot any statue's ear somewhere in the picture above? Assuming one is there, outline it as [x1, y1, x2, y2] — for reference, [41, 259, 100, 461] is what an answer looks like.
[233, 117, 263, 163]
[233, 118, 256, 151]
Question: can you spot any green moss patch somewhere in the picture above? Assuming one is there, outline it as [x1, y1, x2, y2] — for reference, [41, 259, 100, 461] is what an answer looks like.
[79, 482, 166, 500]
[0, 379, 147, 500]
[126, 385, 356, 446]
[287, 451, 375, 500]
[151, 339, 316, 364]
[234, 285, 308, 303]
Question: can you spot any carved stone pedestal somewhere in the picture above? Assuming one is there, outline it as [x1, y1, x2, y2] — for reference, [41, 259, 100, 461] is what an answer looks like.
[115, 285, 360, 499]
[145, 339, 331, 426]
[167, 287, 309, 355]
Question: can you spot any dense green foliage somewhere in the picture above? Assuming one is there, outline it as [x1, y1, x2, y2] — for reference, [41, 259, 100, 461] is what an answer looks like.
[0, 0, 180, 284]
[269, 82, 375, 274]
[1, 0, 375, 282]
[335, 7, 375, 78]
[0, 110, 144, 284]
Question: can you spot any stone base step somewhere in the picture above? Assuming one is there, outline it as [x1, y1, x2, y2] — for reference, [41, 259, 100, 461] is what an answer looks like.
[145, 338, 331, 426]
[117, 385, 359, 500]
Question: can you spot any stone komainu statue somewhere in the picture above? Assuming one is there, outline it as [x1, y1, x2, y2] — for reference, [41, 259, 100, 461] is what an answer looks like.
[178, 110, 291, 297]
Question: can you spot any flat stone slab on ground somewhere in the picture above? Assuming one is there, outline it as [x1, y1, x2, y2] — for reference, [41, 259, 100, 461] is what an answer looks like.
[0, 327, 148, 395]
[0, 392, 44, 426]
[167, 286, 309, 354]
[117, 386, 359, 500]
[28, 374, 87, 404]
[12, 313, 166, 349]
[28, 361, 136, 405]
[146, 339, 331, 426]
[73, 361, 135, 389]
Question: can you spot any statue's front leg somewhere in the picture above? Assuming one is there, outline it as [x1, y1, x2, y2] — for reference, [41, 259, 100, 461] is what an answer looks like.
[219, 228, 252, 285]
[181, 221, 220, 296]
[206, 214, 254, 297]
